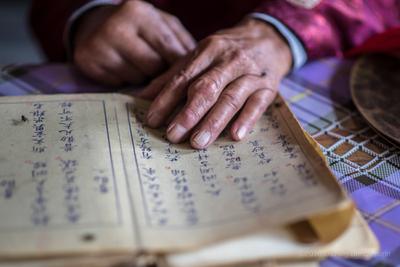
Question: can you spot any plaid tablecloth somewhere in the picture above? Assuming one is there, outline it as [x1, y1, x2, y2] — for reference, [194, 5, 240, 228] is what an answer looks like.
[1, 59, 399, 266]
[281, 59, 400, 267]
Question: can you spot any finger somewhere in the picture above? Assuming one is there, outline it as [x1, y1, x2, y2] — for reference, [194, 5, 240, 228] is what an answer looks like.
[119, 36, 166, 76]
[132, 71, 170, 100]
[99, 49, 147, 84]
[165, 60, 247, 143]
[161, 12, 196, 51]
[230, 88, 277, 141]
[139, 11, 188, 64]
[74, 43, 124, 86]
[78, 61, 124, 86]
[188, 76, 261, 149]
[133, 59, 183, 100]
[145, 52, 214, 128]
[105, 59, 147, 85]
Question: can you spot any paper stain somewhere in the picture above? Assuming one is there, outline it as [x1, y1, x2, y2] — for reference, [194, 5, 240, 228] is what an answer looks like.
[11, 115, 29, 126]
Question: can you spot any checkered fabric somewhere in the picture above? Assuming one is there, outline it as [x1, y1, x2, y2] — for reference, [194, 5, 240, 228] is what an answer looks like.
[1, 59, 399, 266]
[280, 59, 400, 267]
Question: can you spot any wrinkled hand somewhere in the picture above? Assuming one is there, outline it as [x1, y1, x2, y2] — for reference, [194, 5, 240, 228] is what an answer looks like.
[74, 0, 195, 86]
[137, 19, 292, 149]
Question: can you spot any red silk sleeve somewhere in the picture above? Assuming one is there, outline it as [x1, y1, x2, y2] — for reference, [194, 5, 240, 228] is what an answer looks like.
[255, 0, 400, 60]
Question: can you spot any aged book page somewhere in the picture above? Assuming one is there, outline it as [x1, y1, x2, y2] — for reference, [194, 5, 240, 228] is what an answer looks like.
[0, 93, 351, 258]
[0, 213, 378, 267]
[116, 94, 351, 251]
[165, 211, 378, 267]
[0, 94, 138, 259]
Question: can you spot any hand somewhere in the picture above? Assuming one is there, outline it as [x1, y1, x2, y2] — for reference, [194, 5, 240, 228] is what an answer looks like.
[137, 18, 292, 149]
[73, 0, 196, 86]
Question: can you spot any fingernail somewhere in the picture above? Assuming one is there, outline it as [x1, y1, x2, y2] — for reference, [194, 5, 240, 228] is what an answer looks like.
[193, 131, 211, 147]
[237, 126, 247, 140]
[147, 112, 160, 127]
[167, 123, 187, 143]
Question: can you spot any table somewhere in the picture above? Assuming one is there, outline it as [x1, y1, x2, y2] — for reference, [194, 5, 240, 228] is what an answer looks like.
[1, 59, 399, 266]
[281, 59, 400, 267]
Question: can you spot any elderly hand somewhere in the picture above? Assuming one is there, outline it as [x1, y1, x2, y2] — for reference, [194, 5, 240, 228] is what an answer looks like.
[73, 0, 195, 86]
[137, 18, 292, 149]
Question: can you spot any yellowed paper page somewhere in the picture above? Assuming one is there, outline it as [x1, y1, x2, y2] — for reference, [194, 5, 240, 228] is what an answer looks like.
[0, 94, 137, 259]
[165, 211, 378, 267]
[120, 95, 351, 251]
[0, 213, 376, 267]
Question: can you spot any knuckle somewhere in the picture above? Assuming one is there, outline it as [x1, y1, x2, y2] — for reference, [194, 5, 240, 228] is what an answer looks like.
[232, 50, 252, 66]
[190, 92, 209, 109]
[168, 14, 181, 24]
[219, 91, 242, 111]
[160, 32, 174, 46]
[223, 49, 257, 73]
[205, 116, 220, 130]
[123, 0, 143, 12]
[141, 1, 155, 10]
[170, 65, 193, 85]
[202, 35, 225, 48]
[169, 69, 191, 86]
[105, 21, 132, 41]
[189, 77, 220, 102]
[199, 76, 220, 92]
[122, 0, 155, 18]
[183, 105, 202, 123]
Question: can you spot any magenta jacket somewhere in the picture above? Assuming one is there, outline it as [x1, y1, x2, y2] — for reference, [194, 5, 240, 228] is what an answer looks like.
[30, 0, 400, 62]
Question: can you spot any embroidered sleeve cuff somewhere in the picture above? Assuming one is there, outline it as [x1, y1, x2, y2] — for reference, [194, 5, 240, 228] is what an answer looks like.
[249, 12, 308, 70]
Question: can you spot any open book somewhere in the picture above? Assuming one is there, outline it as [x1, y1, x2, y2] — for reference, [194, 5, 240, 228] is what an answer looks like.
[0, 93, 377, 266]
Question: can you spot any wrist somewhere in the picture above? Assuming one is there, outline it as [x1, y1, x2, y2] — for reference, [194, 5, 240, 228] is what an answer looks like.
[74, 6, 116, 50]
[248, 13, 308, 70]
[240, 18, 293, 75]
